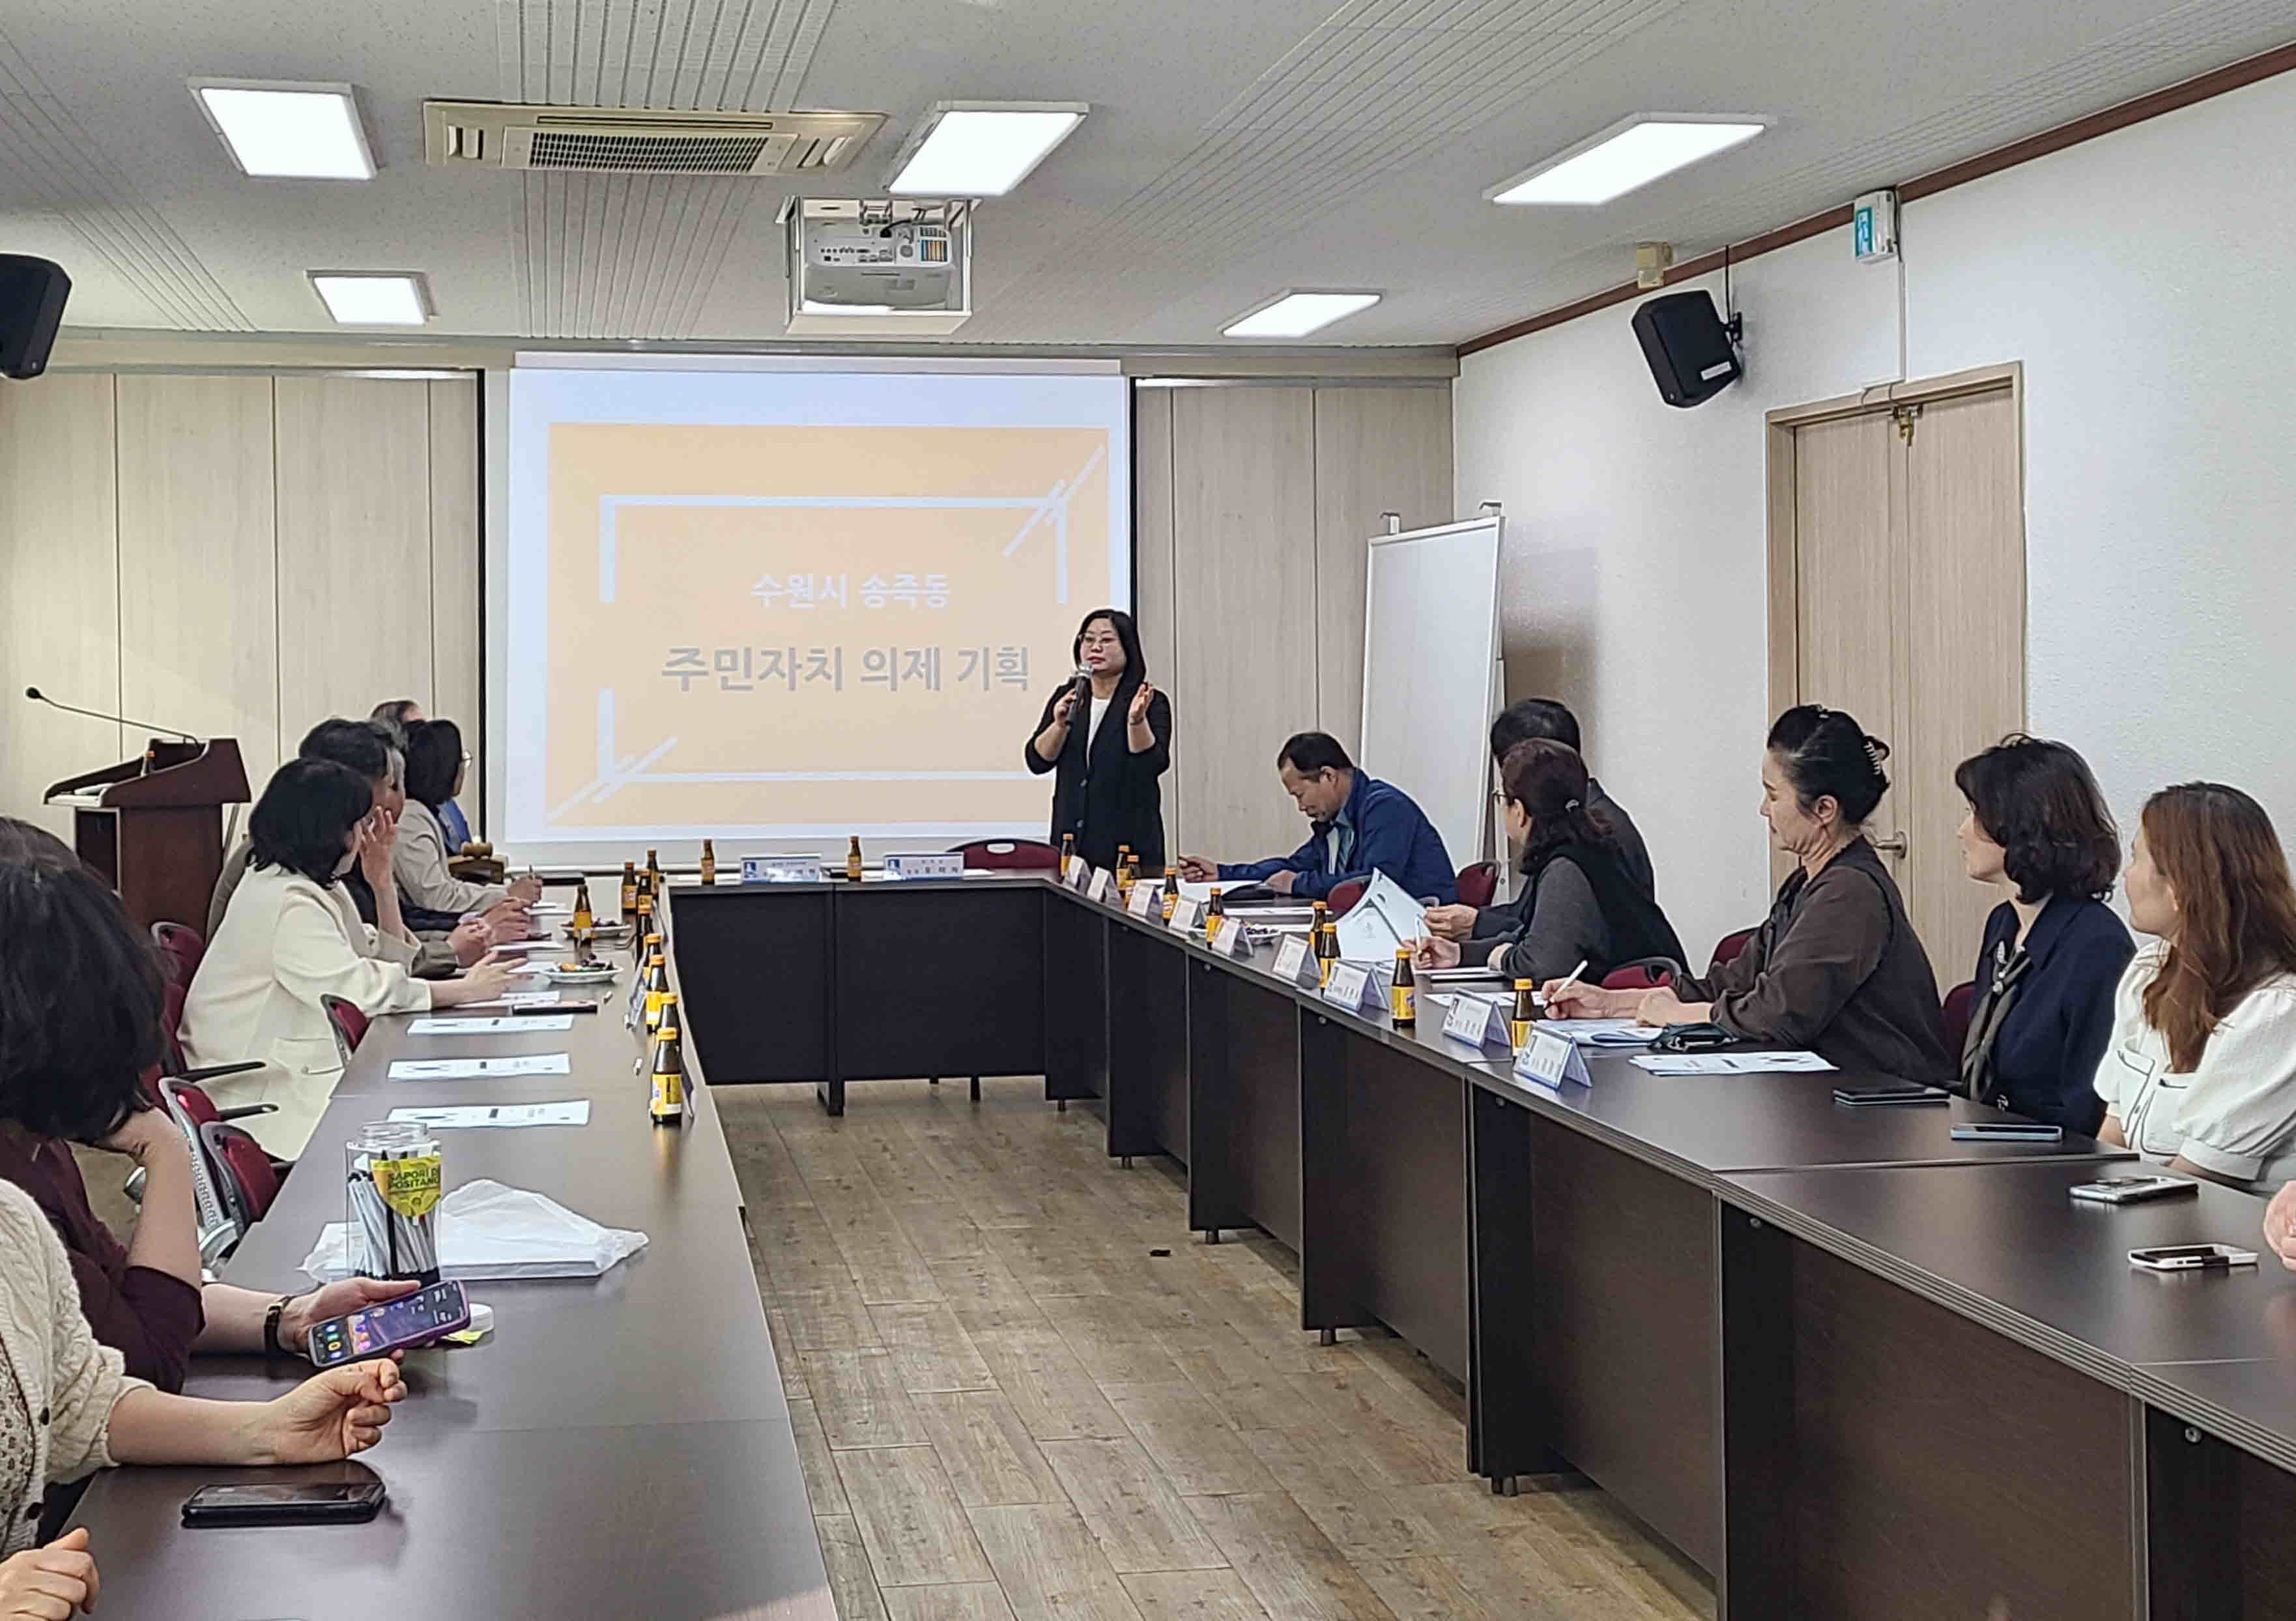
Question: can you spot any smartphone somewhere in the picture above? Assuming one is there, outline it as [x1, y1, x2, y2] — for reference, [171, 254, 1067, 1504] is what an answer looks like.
[2070, 1174, 2201, 1205]
[1832, 1085, 1950, 1107]
[1949, 1121, 2064, 1142]
[307, 1280, 472, 1368]
[2129, 1243, 2260, 1272]
[181, 1480, 386, 1528]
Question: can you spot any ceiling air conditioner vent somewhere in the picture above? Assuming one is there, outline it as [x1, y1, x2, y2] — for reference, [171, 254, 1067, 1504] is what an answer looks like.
[423, 102, 883, 176]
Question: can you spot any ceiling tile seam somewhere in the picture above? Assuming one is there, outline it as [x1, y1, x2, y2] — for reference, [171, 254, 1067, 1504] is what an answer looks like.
[674, 0, 728, 108]
[0, 36, 251, 328]
[736, 0, 802, 111]
[595, 177, 644, 334]
[513, 178, 539, 336]
[663, 180, 745, 335]
[704, 0, 768, 109]
[629, 177, 687, 336]
[612, 179, 661, 334]
[682, 179, 766, 335]
[768, 0, 835, 109]
[646, 178, 715, 336]
[613, 0, 645, 107]
[578, 175, 614, 336]
[620, 177, 684, 335]
[0, 126, 238, 330]
[641, 0, 678, 109]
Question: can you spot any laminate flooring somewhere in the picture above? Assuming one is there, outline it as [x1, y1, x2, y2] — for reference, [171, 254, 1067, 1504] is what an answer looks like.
[719, 1078, 1712, 1621]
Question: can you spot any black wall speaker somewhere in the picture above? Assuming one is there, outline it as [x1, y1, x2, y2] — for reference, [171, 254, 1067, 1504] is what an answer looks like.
[0, 256, 71, 381]
[1631, 289, 1740, 408]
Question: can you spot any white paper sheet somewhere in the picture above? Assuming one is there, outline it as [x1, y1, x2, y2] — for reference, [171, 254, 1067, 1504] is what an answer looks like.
[408, 1015, 577, 1035]
[1538, 1019, 1661, 1046]
[1630, 1051, 1835, 1075]
[387, 1054, 573, 1080]
[387, 1102, 592, 1128]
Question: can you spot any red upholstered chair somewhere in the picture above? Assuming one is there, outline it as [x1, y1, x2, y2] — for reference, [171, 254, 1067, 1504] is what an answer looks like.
[150, 921, 205, 988]
[1708, 928, 1759, 976]
[1602, 959, 1678, 992]
[951, 839, 1062, 872]
[1942, 981, 1976, 1059]
[200, 1120, 282, 1233]
[1454, 863, 1499, 910]
[1327, 878, 1368, 918]
[323, 995, 370, 1069]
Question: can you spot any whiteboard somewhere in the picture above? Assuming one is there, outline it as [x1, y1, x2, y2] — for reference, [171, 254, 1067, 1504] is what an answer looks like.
[1359, 515, 1503, 876]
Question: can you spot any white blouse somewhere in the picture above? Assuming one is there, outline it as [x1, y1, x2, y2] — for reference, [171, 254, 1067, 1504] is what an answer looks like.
[181, 865, 433, 1156]
[2093, 940, 2296, 1190]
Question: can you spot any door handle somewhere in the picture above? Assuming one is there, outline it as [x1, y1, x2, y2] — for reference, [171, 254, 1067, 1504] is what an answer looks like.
[1871, 832, 1908, 857]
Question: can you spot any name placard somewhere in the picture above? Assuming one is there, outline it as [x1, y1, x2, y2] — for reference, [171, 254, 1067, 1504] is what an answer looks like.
[1322, 961, 1377, 1012]
[885, 852, 964, 880]
[744, 855, 825, 884]
[1272, 936, 1317, 984]
[1168, 897, 1204, 934]
[1441, 994, 1514, 1052]
[1212, 916, 1253, 958]
[1063, 859, 1091, 892]
[1087, 867, 1116, 904]
[1127, 883, 1162, 921]
[1515, 1026, 1594, 1089]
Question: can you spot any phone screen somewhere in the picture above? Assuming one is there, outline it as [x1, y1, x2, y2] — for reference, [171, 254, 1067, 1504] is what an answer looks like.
[192, 1484, 374, 1508]
[2134, 1245, 2226, 1262]
[310, 1282, 467, 1365]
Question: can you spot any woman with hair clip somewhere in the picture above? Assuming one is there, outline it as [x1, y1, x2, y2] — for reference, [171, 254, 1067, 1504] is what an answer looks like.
[1953, 736, 2134, 1132]
[1024, 607, 1173, 873]
[2097, 783, 2296, 1191]
[1548, 704, 1953, 1084]
[1413, 739, 1684, 984]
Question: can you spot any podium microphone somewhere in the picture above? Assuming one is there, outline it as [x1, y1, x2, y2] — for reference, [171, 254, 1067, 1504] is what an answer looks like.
[23, 687, 197, 744]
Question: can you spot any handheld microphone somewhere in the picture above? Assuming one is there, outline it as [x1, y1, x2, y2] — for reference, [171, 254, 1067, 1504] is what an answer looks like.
[1070, 665, 1093, 706]
[23, 687, 197, 744]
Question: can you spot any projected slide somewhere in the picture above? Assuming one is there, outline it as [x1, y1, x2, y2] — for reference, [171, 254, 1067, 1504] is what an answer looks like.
[498, 366, 1130, 859]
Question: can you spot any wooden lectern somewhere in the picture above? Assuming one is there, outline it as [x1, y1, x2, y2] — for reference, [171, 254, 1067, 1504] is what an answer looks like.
[45, 738, 251, 933]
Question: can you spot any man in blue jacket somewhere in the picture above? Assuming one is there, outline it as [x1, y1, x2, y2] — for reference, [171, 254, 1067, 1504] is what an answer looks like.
[1177, 732, 1457, 903]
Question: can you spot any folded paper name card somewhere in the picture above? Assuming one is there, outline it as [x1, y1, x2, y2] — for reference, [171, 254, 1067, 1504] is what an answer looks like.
[1441, 994, 1514, 1052]
[1515, 1026, 1593, 1088]
[744, 855, 825, 883]
[1321, 961, 1378, 1012]
[1272, 936, 1320, 985]
[885, 853, 964, 879]
[1127, 883, 1161, 920]
[1168, 897, 1204, 934]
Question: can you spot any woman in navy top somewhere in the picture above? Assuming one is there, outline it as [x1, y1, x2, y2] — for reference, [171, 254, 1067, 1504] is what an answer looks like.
[1953, 736, 2134, 1132]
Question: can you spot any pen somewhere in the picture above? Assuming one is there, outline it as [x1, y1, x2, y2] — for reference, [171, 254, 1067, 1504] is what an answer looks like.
[1556, 958, 1589, 998]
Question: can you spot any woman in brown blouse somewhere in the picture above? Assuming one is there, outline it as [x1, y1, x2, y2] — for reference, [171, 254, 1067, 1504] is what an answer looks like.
[1547, 705, 1953, 1085]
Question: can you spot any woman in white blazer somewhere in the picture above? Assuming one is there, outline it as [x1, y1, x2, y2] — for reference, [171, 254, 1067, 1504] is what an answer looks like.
[182, 759, 516, 1157]
[394, 719, 542, 917]
[0, 1177, 403, 1597]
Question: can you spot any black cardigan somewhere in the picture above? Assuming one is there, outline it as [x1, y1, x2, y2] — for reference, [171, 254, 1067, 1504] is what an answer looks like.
[1023, 673, 1172, 872]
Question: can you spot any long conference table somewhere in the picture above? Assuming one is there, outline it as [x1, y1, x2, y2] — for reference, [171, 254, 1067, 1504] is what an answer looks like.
[68, 868, 2296, 1617]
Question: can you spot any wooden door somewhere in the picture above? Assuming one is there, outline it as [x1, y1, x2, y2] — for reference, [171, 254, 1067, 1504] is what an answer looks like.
[1770, 371, 2025, 984]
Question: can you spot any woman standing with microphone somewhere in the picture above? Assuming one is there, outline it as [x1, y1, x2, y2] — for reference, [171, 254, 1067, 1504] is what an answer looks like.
[1024, 609, 1172, 874]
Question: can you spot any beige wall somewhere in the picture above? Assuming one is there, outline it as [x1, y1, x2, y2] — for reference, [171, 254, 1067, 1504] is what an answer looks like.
[1135, 383, 1453, 860]
[0, 373, 481, 839]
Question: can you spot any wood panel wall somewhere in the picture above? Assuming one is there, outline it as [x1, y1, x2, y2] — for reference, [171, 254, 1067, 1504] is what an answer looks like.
[1136, 383, 1454, 862]
[0, 373, 482, 839]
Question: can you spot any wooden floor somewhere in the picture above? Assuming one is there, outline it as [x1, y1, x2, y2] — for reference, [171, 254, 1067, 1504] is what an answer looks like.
[720, 1077, 1712, 1621]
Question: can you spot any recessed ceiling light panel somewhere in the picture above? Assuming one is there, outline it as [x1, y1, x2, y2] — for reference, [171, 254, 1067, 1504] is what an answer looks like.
[886, 101, 1087, 197]
[190, 79, 376, 179]
[1221, 290, 1382, 339]
[1487, 115, 1767, 206]
[309, 272, 433, 326]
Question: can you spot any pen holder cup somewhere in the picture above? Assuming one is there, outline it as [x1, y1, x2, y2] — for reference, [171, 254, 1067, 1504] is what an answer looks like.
[347, 1122, 443, 1285]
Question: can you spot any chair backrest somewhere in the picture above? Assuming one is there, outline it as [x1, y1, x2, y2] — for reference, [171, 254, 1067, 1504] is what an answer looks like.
[1455, 862, 1499, 910]
[951, 839, 1062, 872]
[1327, 878, 1368, 918]
[1942, 980, 1977, 1060]
[155, 1078, 238, 1263]
[199, 1119, 280, 1234]
[150, 921, 205, 988]
[1708, 927, 1758, 976]
[1602, 958, 1678, 992]
[323, 996, 369, 1069]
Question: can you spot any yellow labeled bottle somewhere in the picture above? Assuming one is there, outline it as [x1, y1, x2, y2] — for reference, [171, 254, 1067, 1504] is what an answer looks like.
[846, 835, 865, 882]
[633, 891, 654, 946]
[1312, 902, 1339, 986]
[643, 950, 670, 1032]
[1161, 870, 1180, 922]
[1390, 947, 1417, 1025]
[698, 839, 717, 886]
[1115, 846, 1134, 900]
[648, 1013, 687, 1127]
[571, 882, 594, 933]
[620, 860, 639, 922]
[645, 849, 660, 885]
[1509, 979, 1536, 1048]
[1204, 887, 1225, 943]
[1059, 832, 1076, 878]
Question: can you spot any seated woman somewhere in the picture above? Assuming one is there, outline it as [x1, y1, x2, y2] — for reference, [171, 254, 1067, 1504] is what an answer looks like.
[394, 719, 541, 918]
[2095, 783, 2296, 1190]
[1414, 739, 1684, 984]
[0, 825, 423, 1392]
[1952, 736, 2133, 1132]
[0, 1173, 403, 1592]
[183, 758, 515, 1156]
[1548, 704, 1952, 1085]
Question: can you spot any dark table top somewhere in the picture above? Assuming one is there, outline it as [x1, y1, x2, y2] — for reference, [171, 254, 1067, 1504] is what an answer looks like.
[67, 938, 829, 1620]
